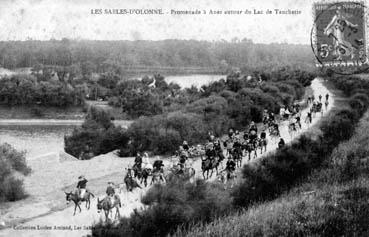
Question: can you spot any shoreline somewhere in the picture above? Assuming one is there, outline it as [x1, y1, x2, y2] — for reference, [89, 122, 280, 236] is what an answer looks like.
[0, 119, 133, 127]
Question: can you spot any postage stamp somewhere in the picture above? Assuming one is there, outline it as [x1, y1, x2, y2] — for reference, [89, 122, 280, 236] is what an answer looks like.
[311, 1, 369, 74]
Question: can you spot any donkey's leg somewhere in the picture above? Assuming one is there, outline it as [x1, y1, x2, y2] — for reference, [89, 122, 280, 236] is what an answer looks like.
[73, 204, 77, 216]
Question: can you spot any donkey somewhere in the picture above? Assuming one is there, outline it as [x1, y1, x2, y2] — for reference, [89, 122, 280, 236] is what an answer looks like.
[201, 156, 220, 179]
[65, 190, 95, 216]
[124, 168, 142, 192]
[97, 195, 121, 222]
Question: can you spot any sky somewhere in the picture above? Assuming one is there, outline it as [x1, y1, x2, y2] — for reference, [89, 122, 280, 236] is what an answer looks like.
[0, 0, 320, 44]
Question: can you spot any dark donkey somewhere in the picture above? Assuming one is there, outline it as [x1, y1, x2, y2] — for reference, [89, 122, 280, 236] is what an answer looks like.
[201, 156, 220, 179]
[65, 190, 95, 215]
[132, 165, 151, 187]
[97, 195, 122, 222]
[124, 168, 142, 192]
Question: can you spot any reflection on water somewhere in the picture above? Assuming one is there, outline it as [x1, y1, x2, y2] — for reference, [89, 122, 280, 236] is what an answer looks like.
[0, 125, 76, 160]
[165, 74, 225, 88]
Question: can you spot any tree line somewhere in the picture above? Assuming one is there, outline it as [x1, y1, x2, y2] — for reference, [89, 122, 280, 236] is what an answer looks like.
[0, 39, 313, 73]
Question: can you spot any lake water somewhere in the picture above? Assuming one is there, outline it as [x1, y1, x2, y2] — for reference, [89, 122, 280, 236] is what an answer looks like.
[0, 74, 224, 160]
[0, 125, 75, 160]
[165, 74, 225, 88]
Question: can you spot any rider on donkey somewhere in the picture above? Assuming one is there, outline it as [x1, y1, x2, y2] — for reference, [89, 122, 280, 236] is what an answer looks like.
[295, 114, 302, 129]
[213, 139, 225, 162]
[249, 121, 258, 134]
[178, 146, 188, 170]
[232, 137, 243, 158]
[278, 138, 285, 149]
[153, 160, 164, 173]
[143, 152, 153, 172]
[106, 181, 115, 204]
[260, 128, 267, 140]
[134, 152, 143, 169]
[76, 175, 88, 199]
[183, 141, 190, 152]
[269, 111, 275, 122]
[228, 128, 235, 140]
[306, 111, 312, 124]
[225, 156, 236, 179]
[205, 137, 216, 160]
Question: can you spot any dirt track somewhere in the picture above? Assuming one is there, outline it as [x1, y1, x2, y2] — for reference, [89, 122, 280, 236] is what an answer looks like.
[0, 78, 333, 237]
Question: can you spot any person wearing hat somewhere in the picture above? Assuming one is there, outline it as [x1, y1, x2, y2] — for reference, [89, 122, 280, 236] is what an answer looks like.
[269, 112, 275, 122]
[225, 156, 236, 179]
[260, 128, 267, 140]
[183, 141, 189, 152]
[76, 175, 88, 199]
[213, 139, 224, 162]
[232, 137, 242, 158]
[228, 128, 234, 140]
[278, 138, 285, 149]
[249, 121, 257, 134]
[106, 182, 115, 204]
[143, 152, 153, 170]
[134, 152, 143, 169]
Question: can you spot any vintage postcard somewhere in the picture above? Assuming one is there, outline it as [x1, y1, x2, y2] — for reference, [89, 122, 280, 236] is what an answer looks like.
[0, 1, 369, 237]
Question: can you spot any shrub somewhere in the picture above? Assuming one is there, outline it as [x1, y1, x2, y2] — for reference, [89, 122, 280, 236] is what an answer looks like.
[0, 175, 28, 202]
[152, 128, 182, 154]
[232, 105, 361, 208]
[126, 112, 208, 155]
[0, 143, 31, 175]
[0, 143, 30, 202]
[65, 106, 129, 159]
[92, 177, 233, 237]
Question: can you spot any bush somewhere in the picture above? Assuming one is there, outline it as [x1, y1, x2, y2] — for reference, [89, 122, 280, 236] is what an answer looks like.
[65, 106, 129, 159]
[0, 143, 30, 202]
[0, 176, 28, 202]
[125, 112, 208, 155]
[92, 177, 233, 237]
[0, 143, 31, 175]
[233, 104, 361, 208]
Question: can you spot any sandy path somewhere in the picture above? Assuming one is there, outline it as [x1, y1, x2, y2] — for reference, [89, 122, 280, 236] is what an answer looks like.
[0, 78, 333, 237]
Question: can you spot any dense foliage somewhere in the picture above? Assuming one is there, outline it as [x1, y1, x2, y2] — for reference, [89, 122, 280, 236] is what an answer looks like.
[0, 74, 84, 107]
[64, 106, 129, 159]
[92, 176, 233, 237]
[175, 76, 369, 237]
[0, 39, 313, 72]
[118, 68, 315, 155]
[0, 143, 31, 202]
[0, 39, 314, 108]
[91, 75, 369, 237]
[232, 76, 369, 207]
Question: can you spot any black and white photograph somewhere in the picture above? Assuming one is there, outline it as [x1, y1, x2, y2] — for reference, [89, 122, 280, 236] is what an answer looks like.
[0, 0, 369, 236]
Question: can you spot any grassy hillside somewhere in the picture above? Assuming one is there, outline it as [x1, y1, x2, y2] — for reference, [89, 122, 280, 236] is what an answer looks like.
[173, 78, 369, 236]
